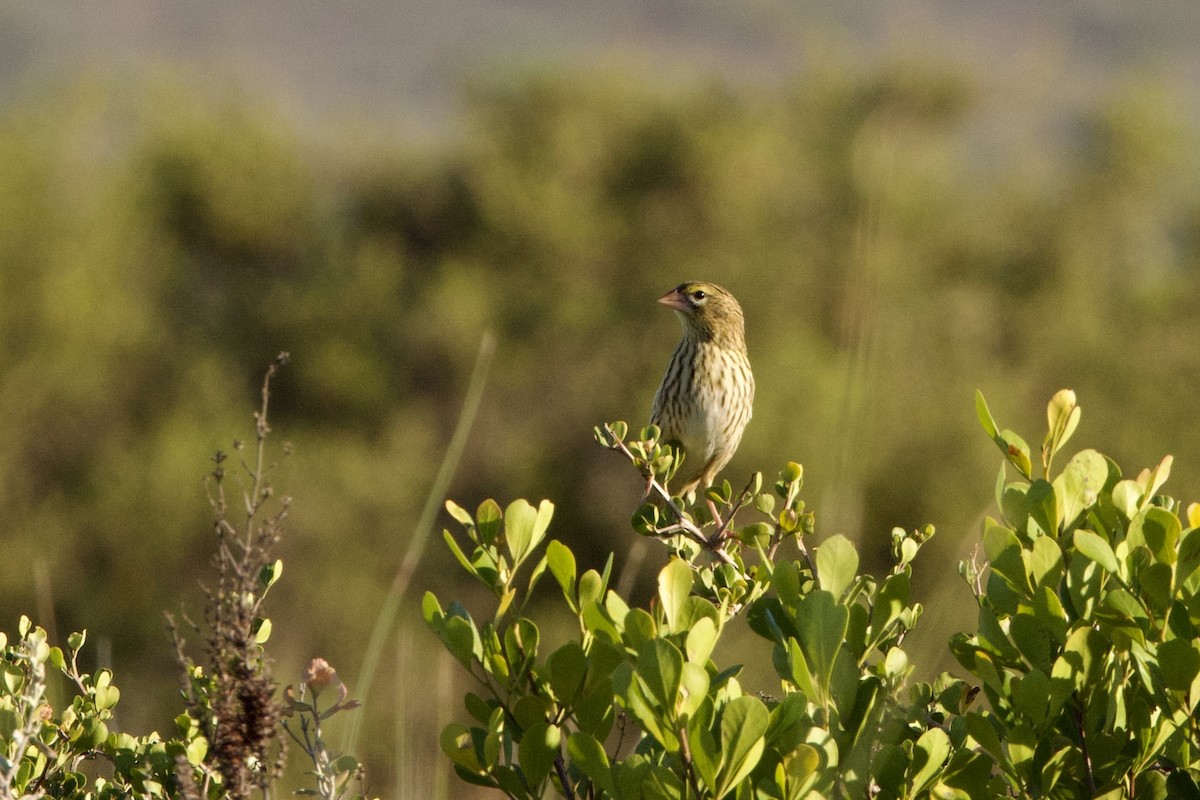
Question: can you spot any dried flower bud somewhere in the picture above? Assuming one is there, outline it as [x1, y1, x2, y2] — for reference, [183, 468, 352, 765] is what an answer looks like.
[303, 658, 339, 695]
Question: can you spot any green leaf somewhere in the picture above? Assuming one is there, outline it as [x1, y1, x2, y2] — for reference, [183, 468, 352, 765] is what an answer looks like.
[975, 390, 999, 440]
[985, 524, 1031, 597]
[715, 696, 769, 797]
[512, 695, 548, 730]
[545, 540, 577, 605]
[623, 608, 657, 650]
[685, 617, 719, 665]
[186, 735, 208, 766]
[445, 500, 475, 529]
[815, 534, 858, 599]
[252, 617, 272, 645]
[47, 646, 64, 670]
[678, 662, 710, 718]
[737, 521, 773, 547]
[1074, 530, 1119, 574]
[1012, 669, 1053, 725]
[1141, 507, 1181, 564]
[869, 571, 910, 652]
[1009, 613, 1052, 673]
[884, 647, 909, 678]
[1158, 639, 1200, 691]
[636, 639, 683, 710]
[909, 727, 952, 795]
[504, 499, 554, 567]
[777, 638, 817, 699]
[1053, 449, 1107, 529]
[676, 596, 719, 633]
[422, 591, 444, 625]
[1112, 480, 1142, 519]
[258, 559, 283, 589]
[658, 558, 693, 634]
[442, 529, 478, 579]
[568, 732, 615, 795]
[1027, 535, 1063, 590]
[575, 679, 615, 739]
[440, 723, 485, 774]
[1026, 480, 1059, 537]
[796, 591, 848, 692]
[548, 642, 586, 705]
[764, 691, 808, 753]
[518, 721, 561, 786]
[1000, 483, 1031, 534]
[1177, 528, 1200, 586]
[978, 394, 1033, 478]
[774, 561, 802, 612]
[622, 670, 675, 749]
[1044, 390, 1080, 457]
[1032, 585, 1068, 644]
[442, 616, 482, 668]
[1139, 563, 1173, 613]
[1057, 627, 1104, 691]
[1143, 455, 1174, 502]
[477, 499, 503, 545]
[579, 570, 603, 607]
[94, 683, 121, 711]
[1000, 430, 1033, 480]
[965, 712, 1015, 780]
[688, 725, 721, 794]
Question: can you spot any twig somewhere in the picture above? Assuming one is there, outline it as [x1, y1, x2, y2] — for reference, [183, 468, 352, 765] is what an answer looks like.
[554, 752, 577, 800]
[677, 725, 703, 800]
[602, 424, 735, 566]
[710, 474, 757, 543]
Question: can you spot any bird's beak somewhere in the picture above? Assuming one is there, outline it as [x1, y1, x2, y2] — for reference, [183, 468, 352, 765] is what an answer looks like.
[658, 289, 689, 311]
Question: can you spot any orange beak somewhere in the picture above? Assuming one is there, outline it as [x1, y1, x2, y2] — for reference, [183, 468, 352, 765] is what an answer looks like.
[657, 288, 689, 311]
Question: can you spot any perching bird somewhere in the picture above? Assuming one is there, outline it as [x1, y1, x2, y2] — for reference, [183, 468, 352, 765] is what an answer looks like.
[650, 281, 754, 498]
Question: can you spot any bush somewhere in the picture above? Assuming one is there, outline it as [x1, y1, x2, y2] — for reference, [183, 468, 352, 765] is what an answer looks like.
[5, 374, 1200, 798]
[426, 391, 1200, 798]
[0, 358, 365, 800]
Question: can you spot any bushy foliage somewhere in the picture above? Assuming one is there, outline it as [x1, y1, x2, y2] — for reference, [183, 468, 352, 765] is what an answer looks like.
[427, 391, 1200, 798]
[4, 61, 1200, 788]
[0, 360, 365, 800]
[954, 391, 1200, 796]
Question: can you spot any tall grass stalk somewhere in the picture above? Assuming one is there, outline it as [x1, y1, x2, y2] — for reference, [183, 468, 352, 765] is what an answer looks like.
[343, 331, 496, 754]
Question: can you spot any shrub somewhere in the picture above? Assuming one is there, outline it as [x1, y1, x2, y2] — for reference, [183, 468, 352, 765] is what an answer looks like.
[427, 391, 1200, 798]
[0, 357, 365, 800]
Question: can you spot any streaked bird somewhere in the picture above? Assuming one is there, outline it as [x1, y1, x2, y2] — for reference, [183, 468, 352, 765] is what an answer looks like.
[650, 281, 754, 498]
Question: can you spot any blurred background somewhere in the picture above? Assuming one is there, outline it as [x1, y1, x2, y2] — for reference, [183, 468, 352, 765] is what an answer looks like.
[3, 1, 1200, 796]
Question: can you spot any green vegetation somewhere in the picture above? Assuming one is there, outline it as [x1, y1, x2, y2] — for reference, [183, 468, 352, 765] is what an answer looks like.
[426, 391, 1200, 798]
[1, 360, 364, 800]
[2, 58, 1200, 794]
[8, 382, 1200, 797]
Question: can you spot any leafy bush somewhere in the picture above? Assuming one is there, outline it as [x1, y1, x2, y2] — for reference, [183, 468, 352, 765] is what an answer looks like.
[4, 369, 1200, 797]
[956, 390, 1200, 797]
[427, 391, 1200, 798]
[6, 68, 1200, 788]
[0, 358, 365, 800]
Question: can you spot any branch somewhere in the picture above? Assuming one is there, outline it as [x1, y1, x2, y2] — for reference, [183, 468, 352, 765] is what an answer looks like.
[554, 752, 577, 800]
[677, 725, 704, 800]
[602, 424, 736, 566]
[711, 473, 758, 543]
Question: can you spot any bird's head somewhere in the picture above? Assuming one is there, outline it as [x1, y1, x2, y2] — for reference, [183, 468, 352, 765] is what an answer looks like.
[658, 281, 746, 343]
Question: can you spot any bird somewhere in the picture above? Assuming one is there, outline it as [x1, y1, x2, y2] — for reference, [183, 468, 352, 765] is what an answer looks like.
[650, 281, 754, 499]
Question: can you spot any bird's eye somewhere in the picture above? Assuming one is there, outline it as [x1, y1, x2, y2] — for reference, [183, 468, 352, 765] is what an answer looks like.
[692, 290, 706, 301]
